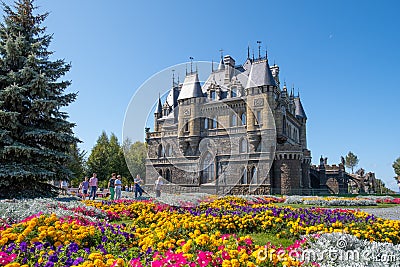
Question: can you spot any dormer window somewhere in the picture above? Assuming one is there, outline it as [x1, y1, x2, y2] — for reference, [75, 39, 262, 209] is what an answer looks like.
[210, 91, 216, 100]
[231, 87, 237, 97]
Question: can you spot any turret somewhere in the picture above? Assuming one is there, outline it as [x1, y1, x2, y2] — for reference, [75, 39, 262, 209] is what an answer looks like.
[154, 95, 162, 132]
[177, 71, 204, 155]
[294, 92, 307, 149]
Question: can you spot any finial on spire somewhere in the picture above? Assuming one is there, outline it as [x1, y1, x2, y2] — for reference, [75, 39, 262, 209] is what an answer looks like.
[196, 63, 198, 73]
[172, 69, 175, 86]
[247, 45, 250, 59]
[252, 49, 255, 61]
[189, 57, 194, 74]
[297, 88, 300, 98]
[185, 64, 187, 76]
[219, 48, 224, 60]
[211, 59, 214, 72]
[177, 74, 180, 85]
[257, 41, 262, 59]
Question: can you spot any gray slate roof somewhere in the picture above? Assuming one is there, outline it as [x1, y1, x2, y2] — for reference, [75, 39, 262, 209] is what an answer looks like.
[177, 73, 203, 100]
[294, 97, 307, 119]
[246, 59, 277, 88]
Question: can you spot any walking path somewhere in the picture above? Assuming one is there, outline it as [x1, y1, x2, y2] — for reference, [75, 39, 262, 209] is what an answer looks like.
[358, 206, 400, 221]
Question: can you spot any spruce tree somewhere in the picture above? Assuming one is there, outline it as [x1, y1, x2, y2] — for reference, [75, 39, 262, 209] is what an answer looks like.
[0, 0, 78, 198]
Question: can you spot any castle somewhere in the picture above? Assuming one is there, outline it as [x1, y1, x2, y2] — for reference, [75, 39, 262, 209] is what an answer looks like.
[145, 48, 313, 195]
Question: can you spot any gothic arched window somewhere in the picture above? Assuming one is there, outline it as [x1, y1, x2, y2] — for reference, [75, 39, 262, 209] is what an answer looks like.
[241, 113, 246, 126]
[239, 138, 248, 153]
[231, 114, 237, 127]
[241, 167, 248, 184]
[201, 152, 214, 184]
[204, 118, 209, 129]
[158, 144, 164, 158]
[251, 166, 258, 185]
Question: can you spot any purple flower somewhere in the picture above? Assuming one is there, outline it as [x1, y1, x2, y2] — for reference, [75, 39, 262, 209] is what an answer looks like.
[20, 242, 27, 252]
[73, 257, 84, 265]
[44, 262, 54, 267]
[49, 254, 58, 262]
[101, 236, 108, 242]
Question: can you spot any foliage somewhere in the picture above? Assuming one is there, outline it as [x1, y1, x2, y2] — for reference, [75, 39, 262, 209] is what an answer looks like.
[68, 142, 87, 187]
[123, 139, 147, 181]
[86, 132, 132, 187]
[0, 0, 78, 198]
[393, 157, 400, 183]
[345, 151, 359, 173]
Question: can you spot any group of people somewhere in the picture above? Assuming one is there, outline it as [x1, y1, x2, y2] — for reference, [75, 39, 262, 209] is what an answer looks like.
[78, 173, 148, 200]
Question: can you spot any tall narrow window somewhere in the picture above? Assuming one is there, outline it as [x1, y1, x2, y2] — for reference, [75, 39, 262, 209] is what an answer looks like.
[204, 118, 208, 129]
[158, 144, 164, 158]
[201, 152, 214, 184]
[241, 113, 246, 125]
[241, 167, 248, 184]
[184, 120, 189, 132]
[251, 167, 257, 184]
[212, 117, 217, 129]
[231, 114, 237, 127]
[255, 111, 261, 125]
[239, 138, 248, 153]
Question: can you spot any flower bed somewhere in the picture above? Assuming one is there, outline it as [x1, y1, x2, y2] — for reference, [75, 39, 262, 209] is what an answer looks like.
[0, 196, 399, 266]
[284, 196, 378, 206]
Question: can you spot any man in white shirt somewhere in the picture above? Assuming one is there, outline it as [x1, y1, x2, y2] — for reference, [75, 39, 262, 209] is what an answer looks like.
[115, 175, 122, 200]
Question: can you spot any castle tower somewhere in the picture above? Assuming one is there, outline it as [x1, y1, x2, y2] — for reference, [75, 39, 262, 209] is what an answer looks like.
[177, 71, 204, 156]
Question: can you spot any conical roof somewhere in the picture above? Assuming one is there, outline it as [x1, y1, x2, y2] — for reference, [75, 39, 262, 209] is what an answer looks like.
[294, 97, 307, 119]
[177, 72, 203, 100]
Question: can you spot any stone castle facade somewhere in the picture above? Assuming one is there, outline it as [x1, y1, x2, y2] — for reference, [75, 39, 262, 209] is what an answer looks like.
[145, 49, 313, 195]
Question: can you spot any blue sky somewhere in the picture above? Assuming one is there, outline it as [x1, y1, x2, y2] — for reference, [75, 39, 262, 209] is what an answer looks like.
[3, 0, 400, 190]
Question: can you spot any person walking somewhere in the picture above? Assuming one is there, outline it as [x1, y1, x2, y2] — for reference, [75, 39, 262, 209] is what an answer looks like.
[154, 176, 163, 198]
[60, 180, 68, 195]
[115, 175, 122, 200]
[89, 173, 98, 200]
[81, 177, 89, 199]
[108, 173, 116, 200]
[134, 174, 143, 199]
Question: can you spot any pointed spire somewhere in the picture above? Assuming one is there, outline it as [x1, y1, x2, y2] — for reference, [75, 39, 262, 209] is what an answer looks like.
[252, 49, 255, 61]
[189, 57, 194, 74]
[297, 88, 300, 98]
[257, 41, 262, 59]
[247, 45, 250, 59]
[172, 70, 175, 87]
[211, 59, 214, 72]
[156, 93, 162, 114]
[283, 81, 287, 91]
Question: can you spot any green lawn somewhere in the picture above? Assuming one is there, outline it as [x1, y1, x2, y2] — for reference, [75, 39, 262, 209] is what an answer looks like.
[248, 232, 296, 247]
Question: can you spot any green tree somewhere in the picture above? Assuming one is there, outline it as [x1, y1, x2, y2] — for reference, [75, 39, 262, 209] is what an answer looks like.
[123, 139, 147, 182]
[86, 131, 110, 185]
[0, 0, 78, 198]
[86, 132, 131, 188]
[345, 151, 359, 173]
[67, 142, 87, 187]
[393, 157, 400, 183]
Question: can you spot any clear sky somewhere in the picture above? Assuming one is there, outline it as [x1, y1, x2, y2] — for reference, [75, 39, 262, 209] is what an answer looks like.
[3, 0, 400, 190]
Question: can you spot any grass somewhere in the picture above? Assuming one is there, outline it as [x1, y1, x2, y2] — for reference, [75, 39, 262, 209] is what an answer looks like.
[248, 232, 296, 247]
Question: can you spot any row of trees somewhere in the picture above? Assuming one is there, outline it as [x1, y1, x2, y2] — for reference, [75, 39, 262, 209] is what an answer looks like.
[68, 131, 147, 188]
